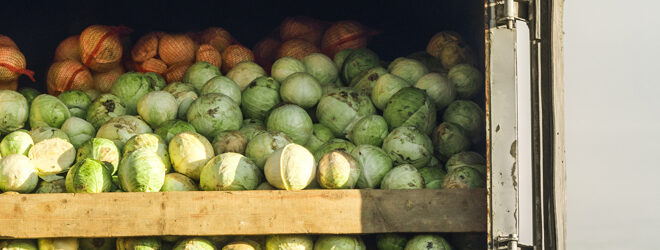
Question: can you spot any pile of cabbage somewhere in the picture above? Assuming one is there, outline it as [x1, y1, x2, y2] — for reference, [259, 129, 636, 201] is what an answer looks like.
[0, 44, 485, 194]
[0, 232, 483, 250]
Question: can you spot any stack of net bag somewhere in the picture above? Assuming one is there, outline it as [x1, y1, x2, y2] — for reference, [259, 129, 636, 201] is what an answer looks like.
[48, 25, 132, 95]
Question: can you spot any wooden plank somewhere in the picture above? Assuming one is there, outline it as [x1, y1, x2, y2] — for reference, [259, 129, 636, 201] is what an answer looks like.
[0, 189, 486, 238]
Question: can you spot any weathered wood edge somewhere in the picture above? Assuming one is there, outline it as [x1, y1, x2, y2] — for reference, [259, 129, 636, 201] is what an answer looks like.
[0, 189, 486, 238]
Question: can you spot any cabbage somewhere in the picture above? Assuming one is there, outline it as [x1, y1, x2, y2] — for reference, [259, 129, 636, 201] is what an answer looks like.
[110, 72, 158, 114]
[29, 94, 70, 129]
[201, 76, 241, 104]
[0, 154, 38, 193]
[60, 117, 95, 148]
[187, 93, 242, 138]
[169, 132, 214, 180]
[0, 90, 28, 133]
[200, 152, 262, 191]
[266, 104, 313, 145]
[117, 149, 167, 192]
[380, 164, 424, 190]
[137, 91, 178, 128]
[65, 158, 113, 193]
[183, 62, 222, 91]
[0, 130, 33, 156]
[58, 90, 91, 119]
[86, 93, 127, 129]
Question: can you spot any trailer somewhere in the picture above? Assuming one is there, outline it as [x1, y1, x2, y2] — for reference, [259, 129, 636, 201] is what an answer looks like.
[0, 0, 565, 249]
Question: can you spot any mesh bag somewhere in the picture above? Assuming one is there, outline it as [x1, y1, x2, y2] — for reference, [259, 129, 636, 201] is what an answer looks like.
[93, 66, 124, 93]
[277, 39, 320, 60]
[253, 38, 281, 72]
[131, 32, 163, 63]
[321, 20, 373, 57]
[80, 25, 131, 73]
[201, 27, 235, 53]
[164, 62, 192, 83]
[54, 35, 81, 62]
[425, 31, 463, 59]
[196, 44, 222, 68]
[0, 35, 18, 49]
[138, 58, 167, 74]
[47, 59, 93, 95]
[158, 34, 196, 66]
[221, 44, 254, 73]
[0, 46, 35, 82]
[279, 16, 325, 46]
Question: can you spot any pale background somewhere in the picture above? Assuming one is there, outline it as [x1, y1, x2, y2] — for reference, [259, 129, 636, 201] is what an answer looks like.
[565, 0, 660, 249]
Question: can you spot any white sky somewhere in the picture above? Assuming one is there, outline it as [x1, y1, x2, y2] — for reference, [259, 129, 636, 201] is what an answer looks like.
[565, 0, 660, 249]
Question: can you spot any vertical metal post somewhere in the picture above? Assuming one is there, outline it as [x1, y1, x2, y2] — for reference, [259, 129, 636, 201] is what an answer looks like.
[486, 26, 520, 249]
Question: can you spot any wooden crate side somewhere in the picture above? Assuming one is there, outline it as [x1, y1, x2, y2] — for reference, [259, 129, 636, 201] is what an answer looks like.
[0, 189, 486, 238]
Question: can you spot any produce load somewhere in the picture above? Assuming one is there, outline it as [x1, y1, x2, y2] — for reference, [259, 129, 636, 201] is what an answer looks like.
[0, 35, 35, 91]
[0, 25, 485, 192]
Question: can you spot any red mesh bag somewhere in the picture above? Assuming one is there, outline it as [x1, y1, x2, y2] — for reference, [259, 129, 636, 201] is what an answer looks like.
[47, 59, 93, 95]
[0, 47, 35, 82]
[0, 35, 18, 49]
[201, 27, 235, 53]
[221, 44, 254, 73]
[93, 66, 124, 93]
[164, 63, 192, 83]
[158, 34, 196, 66]
[80, 25, 131, 73]
[253, 38, 281, 71]
[277, 39, 320, 60]
[131, 32, 164, 63]
[196, 44, 222, 68]
[279, 16, 324, 46]
[321, 20, 371, 57]
[138, 58, 167, 74]
[54, 35, 82, 62]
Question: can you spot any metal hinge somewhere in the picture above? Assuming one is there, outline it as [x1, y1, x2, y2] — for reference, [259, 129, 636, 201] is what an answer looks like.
[489, 0, 531, 29]
[496, 234, 535, 250]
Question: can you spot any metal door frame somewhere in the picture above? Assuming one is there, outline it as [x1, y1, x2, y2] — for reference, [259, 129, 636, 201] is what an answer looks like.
[485, 0, 565, 249]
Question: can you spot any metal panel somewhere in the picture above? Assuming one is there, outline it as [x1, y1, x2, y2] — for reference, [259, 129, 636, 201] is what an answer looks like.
[486, 26, 520, 249]
[529, 0, 566, 249]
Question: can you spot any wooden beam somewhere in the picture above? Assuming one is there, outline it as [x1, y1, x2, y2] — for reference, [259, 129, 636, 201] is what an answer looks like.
[0, 189, 486, 238]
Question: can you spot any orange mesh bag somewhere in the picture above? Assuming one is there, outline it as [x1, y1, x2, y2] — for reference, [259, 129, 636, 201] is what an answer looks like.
[279, 16, 324, 46]
[158, 34, 196, 66]
[47, 59, 94, 95]
[253, 38, 281, 71]
[221, 44, 254, 73]
[80, 25, 131, 73]
[164, 63, 192, 83]
[201, 27, 235, 53]
[426, 31, 463, 58]
[54, 35, 81, 62]
[0, 35, 18, 49]
[277, 39, 320, 60]
[138, 58, 167, 74]
[0, 47, 35, 82]
[0, 80, 18, 91]
[196, 44, 222, 68]
[321, 20, 372, 58]
[131, 32, 163, 63]
[93, 66, 124, 93]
